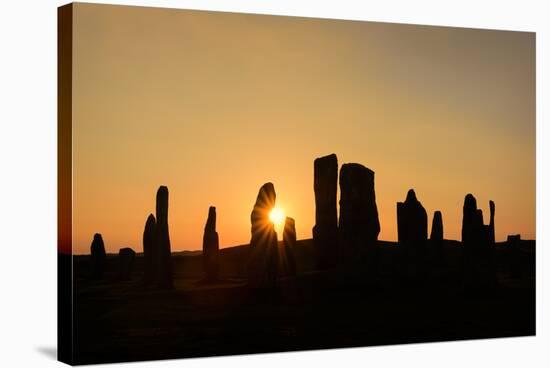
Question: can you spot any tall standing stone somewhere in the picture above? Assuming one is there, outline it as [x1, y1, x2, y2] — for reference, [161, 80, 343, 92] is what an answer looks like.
[461, 194, 478, 244]
[338, 163, 380, 272]
[202, 206, 220, 282]
[489, 200, 496, 245]
[155, 186, 173, 289]
[118, 247, 136, 280]
[428, 210, 444, 274]
[249, 183, 279, 288]
[397, 189, 428, 278]
[90, 233, 106, 279]
[142, 214, 156, 284]
[461, 193, 495, 290]
[282, 216, 297, 277]
[312, 154, 338, 269]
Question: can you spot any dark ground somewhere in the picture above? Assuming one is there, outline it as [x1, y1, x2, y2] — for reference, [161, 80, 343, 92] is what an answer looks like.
[71, 239, 535, 365]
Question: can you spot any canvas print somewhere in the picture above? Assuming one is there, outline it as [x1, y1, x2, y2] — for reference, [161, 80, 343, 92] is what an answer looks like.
[58, 3, 536, 365]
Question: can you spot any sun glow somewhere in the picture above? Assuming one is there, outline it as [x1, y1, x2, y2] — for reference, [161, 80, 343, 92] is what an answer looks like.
[269, 207, 285, 228]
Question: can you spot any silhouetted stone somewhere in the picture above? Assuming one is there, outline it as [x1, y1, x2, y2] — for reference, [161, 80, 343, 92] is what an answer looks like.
[397, 190, 428, 278]
[338, 163, 380, 273]
[154, 186, 173, 289]
[312, 154, 338, 269]
[283, 217, 297, 247]
[118, 247, 136, 280]
[202, 206, 220, 282]
[398, 190, 428, 242]
[430, 211, 443, 241]
[142, 214, 156, 284]
[281, 216, 297, 277]
[428, 210, 445, 274]
[461, 194, 478, 244]
[461, 193, 496, 290]
[90, 233, 106, 279]
[476, 209, 484, 228]
[249, 183, 279, 288]
[489, 200, 496, 245]
[507, 234, 521, 243]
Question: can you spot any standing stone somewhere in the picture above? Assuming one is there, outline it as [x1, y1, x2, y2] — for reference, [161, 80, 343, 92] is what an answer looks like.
[142, 214, 156, 284]
[397, 189, 428, 243]
[281, 216, 297, 277]
[312, 154, 338, 269]
[202, 206, 220, 282]
[461, 193, 495, 290]
[428, 210, 444, 274]
[397, 189, 428, 278]
[90, 233, 106, 279]
[338, 163, 380, 273]
[283, 217, 297, 247]
[249, 183, 279, 288]
[489, 200, 496, 245]
[476, 209, 484, 228]
[155, 186, 173, 289]
[430, 211, 443, 241]
[118, 247, 136, 280]
[461, 194, 478, 244]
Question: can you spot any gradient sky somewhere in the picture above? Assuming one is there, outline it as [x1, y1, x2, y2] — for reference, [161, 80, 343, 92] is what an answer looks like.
[72, 3, 535, 254]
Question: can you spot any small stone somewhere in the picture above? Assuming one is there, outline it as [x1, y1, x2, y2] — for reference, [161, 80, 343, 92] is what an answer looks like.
[282, 216, 297, 277]
[118, 247, 136, 280]
[90, 233, 106, 279]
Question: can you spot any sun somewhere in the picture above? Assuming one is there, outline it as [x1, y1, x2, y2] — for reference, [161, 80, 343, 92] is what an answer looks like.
[269, 207, 285, 227]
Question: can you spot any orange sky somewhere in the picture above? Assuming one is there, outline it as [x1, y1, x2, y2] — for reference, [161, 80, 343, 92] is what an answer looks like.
[71, 3, 535, 254]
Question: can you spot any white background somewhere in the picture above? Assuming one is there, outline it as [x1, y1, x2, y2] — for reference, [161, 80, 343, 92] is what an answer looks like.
[0, 0, 547, 366]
